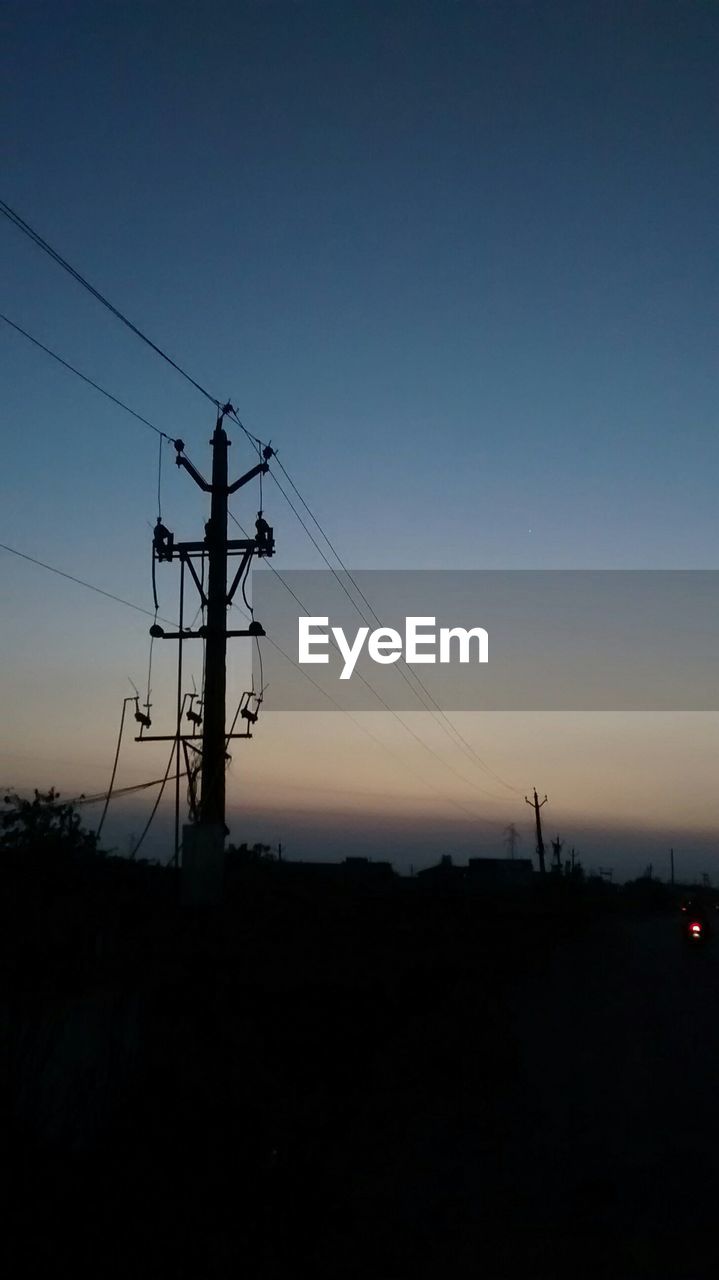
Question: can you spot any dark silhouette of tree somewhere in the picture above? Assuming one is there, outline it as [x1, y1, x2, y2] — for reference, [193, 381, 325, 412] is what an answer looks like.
[1, 787, 101, 855]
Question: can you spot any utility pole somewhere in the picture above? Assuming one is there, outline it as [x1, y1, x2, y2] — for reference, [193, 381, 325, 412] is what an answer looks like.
[197, 415, 230, 829]
[670, 847, 675, 886]
[550, 834, 564, 874]
[504, 822, 521, 860]
[525, 788, 548, 875]
[139, 404, 275, 902]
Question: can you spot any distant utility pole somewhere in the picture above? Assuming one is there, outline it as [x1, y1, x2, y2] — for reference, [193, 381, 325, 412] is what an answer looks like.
[525, 788, 548, 875]
[550, 834, 564, 874]
[504, 822, 521, 860]
[670, 848, 675, 885]
[139, 404, 275, 901]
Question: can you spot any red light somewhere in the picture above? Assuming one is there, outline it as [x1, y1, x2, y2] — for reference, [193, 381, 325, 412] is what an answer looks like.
[690, 922, 702, 935]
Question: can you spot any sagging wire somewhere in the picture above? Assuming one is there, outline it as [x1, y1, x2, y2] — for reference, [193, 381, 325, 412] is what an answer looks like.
[237, 539, 265, 699]
[147, 433, 171, 720]
[157, 433, 164, 522]
[240, 554, 253, 620]
[96, 696, 133, 839]
[151, 542, 159, 613]
[129, 740, 177, 859]
[184, 552, 207, 730]
[254, 633, 264, 700]
[96, 679, 158, 840]
[145, 636, 155, 725]
[200, 611, 207, 710]
[73, 770, 189, 808]
[151, 434, 166, 615]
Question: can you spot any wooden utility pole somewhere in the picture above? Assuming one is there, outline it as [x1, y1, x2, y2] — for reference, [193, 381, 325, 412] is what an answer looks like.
[525, 788, 548, 875]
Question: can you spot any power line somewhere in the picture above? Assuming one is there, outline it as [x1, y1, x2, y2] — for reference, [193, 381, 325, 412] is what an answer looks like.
[96, 697, 132, 838]
[227, 405, 266, 453]
[0, 312, 174, 441]
[73, 771, 188, 808]
[3, 532, 506, 829]
[128, 742, 176, 858]
[250, 448, 519, 792]
[258, 630, 506, 826]
[258, 470, 520, 795]
[229, 511, 510, 814]
[0, 200, 516, 800]
[0, 197, 219, 408]
[238, 607, 506, 824]
[0, 541, 177, 626]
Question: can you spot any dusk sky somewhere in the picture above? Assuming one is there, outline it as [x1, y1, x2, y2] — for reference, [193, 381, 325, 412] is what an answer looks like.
[2, 1, 718, 878]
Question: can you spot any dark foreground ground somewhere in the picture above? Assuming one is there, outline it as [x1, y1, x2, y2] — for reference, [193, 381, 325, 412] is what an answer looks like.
[3, 854, 719, 1279]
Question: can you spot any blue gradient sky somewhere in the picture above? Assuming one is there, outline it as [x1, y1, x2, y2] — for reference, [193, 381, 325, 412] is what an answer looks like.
[1, 1, 718, 876]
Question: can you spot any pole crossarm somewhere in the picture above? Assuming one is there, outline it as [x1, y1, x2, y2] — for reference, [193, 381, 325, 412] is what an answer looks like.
[174, 439, 269, 496]
[135, 732, 253, 742]
[170, 538, 257, 555]
[148, 625, 264, 640]
[174, 443, 211, 490]
[227, 460, 269, 494]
